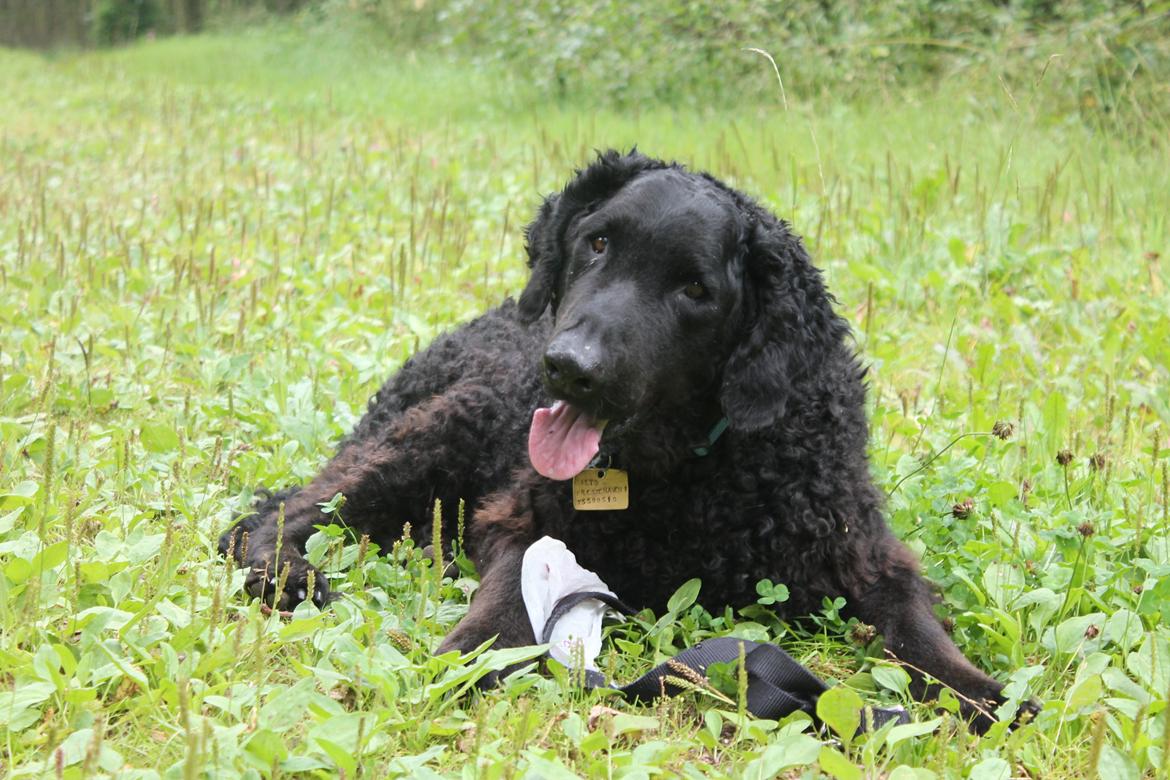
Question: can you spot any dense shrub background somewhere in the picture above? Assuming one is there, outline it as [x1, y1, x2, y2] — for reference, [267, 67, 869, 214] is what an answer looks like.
[92, 0, 163, 44]
[3, 0, 1167, 127]
[325, 0, 1169, 124]
[0, 0, 304, 46]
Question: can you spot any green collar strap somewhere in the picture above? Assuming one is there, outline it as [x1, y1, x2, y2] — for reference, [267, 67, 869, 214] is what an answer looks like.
[691, 417, 730, 457]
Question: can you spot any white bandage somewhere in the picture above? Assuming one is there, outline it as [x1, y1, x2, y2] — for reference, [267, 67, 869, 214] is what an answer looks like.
[520, 536, 617, 670]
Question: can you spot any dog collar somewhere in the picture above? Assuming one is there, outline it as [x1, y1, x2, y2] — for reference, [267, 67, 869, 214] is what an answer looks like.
[691, 417, 729, 457]
[582, 416, 728, 470]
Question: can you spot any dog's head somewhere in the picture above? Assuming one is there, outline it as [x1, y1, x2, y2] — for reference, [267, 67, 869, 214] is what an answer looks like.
[521, 150, 847, 480]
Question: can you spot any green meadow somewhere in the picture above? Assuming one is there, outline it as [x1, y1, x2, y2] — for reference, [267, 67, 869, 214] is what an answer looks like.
[1, 16, 1168, 778]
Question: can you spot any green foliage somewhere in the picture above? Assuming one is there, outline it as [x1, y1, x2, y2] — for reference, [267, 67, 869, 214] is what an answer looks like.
[755, 578, 790, 606]
[817, 686, 864, 745]
[93, 0, 163, 44]
[0, 17, 1168, 778]
[325, 0, 1170, 130]
[0, 0, 303, 48]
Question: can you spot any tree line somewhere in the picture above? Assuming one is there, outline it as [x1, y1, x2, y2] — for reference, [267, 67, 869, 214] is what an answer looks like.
[0, 0, 304, 47]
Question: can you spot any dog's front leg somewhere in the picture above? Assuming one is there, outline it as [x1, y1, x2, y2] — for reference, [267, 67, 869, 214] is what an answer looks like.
[847, 534, 1038, 733]
[437, 543, 535, 656]
[437, 488, 542, 670]
[220, 384, 516, 607]
[217, 440, 399, 609]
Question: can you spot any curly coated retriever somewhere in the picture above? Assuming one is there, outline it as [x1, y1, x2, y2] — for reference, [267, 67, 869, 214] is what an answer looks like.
[221, 150, 1030, 731]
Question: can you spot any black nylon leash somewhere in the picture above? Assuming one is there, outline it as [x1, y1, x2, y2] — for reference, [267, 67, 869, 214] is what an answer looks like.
[540, 591, 638, 644]
[547, 593, 909, 730]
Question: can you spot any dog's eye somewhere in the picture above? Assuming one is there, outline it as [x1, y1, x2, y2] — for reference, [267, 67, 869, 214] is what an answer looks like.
[590, 236, 608, 254]
[683, 281, 707, 300]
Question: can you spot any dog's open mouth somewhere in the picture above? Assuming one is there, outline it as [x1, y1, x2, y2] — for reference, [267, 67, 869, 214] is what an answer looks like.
[528, 400, 608, 480]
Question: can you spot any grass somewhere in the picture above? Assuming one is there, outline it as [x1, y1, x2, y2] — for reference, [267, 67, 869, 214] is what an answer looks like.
[1, 21, 1168, 778]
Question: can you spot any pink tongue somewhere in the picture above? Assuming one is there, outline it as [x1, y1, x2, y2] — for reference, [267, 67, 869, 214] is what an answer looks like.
[528, 401, 607, 480]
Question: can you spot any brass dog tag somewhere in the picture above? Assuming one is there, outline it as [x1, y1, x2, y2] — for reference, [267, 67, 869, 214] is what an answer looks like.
[572, 468, 629, 511]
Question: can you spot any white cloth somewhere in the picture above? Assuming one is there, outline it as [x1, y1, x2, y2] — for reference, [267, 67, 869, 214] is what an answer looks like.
[520, 536, 617, 670]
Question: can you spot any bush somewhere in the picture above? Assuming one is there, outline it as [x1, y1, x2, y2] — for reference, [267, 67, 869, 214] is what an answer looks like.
[93, 0, 162, 44]
[321, 0, 1168, 131]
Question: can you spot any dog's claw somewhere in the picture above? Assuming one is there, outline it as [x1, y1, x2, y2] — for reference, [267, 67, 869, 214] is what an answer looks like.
[242, 554, 330, 609]
[1012, 698, 1041, 728]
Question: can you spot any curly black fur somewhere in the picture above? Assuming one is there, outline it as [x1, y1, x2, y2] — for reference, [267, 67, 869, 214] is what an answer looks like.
[219, 150, 1034, 732]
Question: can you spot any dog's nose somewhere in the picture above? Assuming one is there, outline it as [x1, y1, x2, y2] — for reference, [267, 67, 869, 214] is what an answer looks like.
[543, 344, 601, 402]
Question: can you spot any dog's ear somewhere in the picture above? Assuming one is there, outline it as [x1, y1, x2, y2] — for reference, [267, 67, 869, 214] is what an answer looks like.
[720, 213, 847, 431]
[517, 193, 561, 322]
[518, 149, 669, 323]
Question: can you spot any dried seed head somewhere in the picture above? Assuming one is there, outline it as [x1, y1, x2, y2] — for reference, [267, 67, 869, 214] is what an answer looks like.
[1077, 522, 1095, 538]
[849, 622, 877, 644]
[952, 498, 975, 519]
[992, 421, 1014, 440]
[387, 629, 413, 652]
[1084, 624, 1100, 639]
[1089, 453, 1106, 471]
[1056, 449, 1074, 466]
[665, 658, 707, 687]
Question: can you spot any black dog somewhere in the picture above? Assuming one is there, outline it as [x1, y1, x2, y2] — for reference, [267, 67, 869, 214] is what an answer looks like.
[221, 150, 1029, 731]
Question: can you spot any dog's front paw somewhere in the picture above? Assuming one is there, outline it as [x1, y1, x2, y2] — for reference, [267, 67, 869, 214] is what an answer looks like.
[438, 613, 536, 655]
[217, 517, 263, 562]
[958, 681, 1039, 734]
[243, 552, 331, 610]
[436, 624, 496, 657]
[437, 617, 538, 688]
[1006, 696, 1041, 729]
[436, 628, 502, 688]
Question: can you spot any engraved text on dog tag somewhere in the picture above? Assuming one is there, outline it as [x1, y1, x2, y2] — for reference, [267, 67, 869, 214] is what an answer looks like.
[572, 468, 629, 511]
